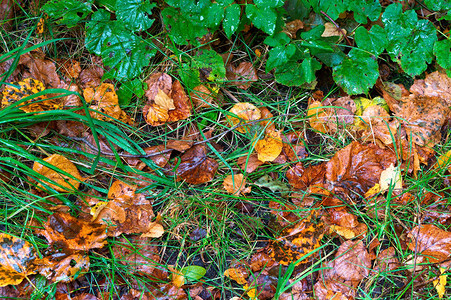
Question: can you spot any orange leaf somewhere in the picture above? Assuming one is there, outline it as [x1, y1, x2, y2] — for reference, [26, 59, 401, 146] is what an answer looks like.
[254, 129, 283, 162]
[223, 174, 251, 195]
[226, 102, 261, 133]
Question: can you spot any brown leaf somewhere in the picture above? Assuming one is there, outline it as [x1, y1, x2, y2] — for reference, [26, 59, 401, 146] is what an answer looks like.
[176, 145, 219, 184]
[283, 19, 304, 38]
[32, 154, 84, 192]
[0, 234, 37, 287]
[190, 84, 218, 108]
[245, 270, 277, 300]
[226, 102, 261, 134]
[254, 129, 283, 162]
[358, 105, 400, 146]
[83, 83, 132, 124]
[62, 83, 82, 108]
[124, 145, 172, 170]
[314, 240, 371, 300]
[1, 78, 60, 113]
[226, 61, 258, 90]
[267, 213, 325, 265]
[282, 131, 308, 162]
[57, 58, 82, 80]
[223, 174, 251, 195]
[79, 58, 104, 89]
[407, 224, 451, 263]
[34, 251, 90, 282]
[410, 71, 451, 106]
[145, 73, 173, 101]
[19, 51, 64, 88]
[36, 212, 107, 251]
[286, 162, 326, 193]
[112, 236, 166, 279]
[167, 80, 191, 122]
[325, 141, 396, 198]
[374, 247, 400, 272]
[237, 153, 264, 173]
[224, 268, 249, 285]
[0, 0, 17, 30]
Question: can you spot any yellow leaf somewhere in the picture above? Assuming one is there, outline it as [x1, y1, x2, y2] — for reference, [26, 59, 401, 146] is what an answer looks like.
[379, 163, 402, 192]
[254, 129, 283, 162]
[226, 102, 261, 134]
[154, 88, 175, 110]
[434, 267, 447, 299]
[224, 268, 248, 285]
[435, 150, 451, 173]
[307, 101, 327, 133]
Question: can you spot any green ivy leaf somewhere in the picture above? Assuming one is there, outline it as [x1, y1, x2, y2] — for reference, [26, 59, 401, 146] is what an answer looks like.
[382, 3, 437, 76]
[223, 4, 240, 38]
[101, 29, 156, 80]
[117, 79, 145, 106]
[85, 9, 114, 55]
[245, 4, 277, 35]
[274, 55, 321, 86]
[333, 49, 378, 95]
[434, 39, 451, 76]
[300, 26, 334, 55]
[266, 44, 296, 72]
[354, 25, 387, 56]
[349, 0, 381, 24]
[180, 266, 206, 283]
[162, 7, 208, 46]
[254, 0, 284, 8]
[42, 0, 92, 28]
[116, 0, 156, 32]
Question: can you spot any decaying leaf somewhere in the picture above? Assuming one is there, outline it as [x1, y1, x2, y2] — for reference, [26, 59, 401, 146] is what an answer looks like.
[92, 180, 163, 237]
[286, 162, 326, 194]
[190, 84, 218, 108]
[34, 251, 89, 282]
[83, 83, 132, 124]
[358, 104, 400, 146]
[254, 129, 283, 162]
[374, 247, 400, 273]
[224, 268, 249, 285]
[267, 213, 325, 265]
[314, 240, 371, 300]
[0, 234, 37, 287]
[19, 51, 64, 88]
[176, 145, 219, 184]
[307, 101, 328, 133]
[36, 212, 107, 251]
[143, 74, 191, 126]
[435, 149, 451, 173]
[226, 61, 258, 90]
[223, 174, 251, 195]
[282, 131, 308, 162]
[379, 163, 402, 193]
[237, 153, 265, 173]
[226, 102, 261, 133]
[410, 71, 451, 106]
[434, 267, 447, 299]
[32, 154, 84, 192]
[321, 22, 346, 37]
[283, 19, 304, 38]
[1, 78, 60, 113]
[407, 224, 451, 263]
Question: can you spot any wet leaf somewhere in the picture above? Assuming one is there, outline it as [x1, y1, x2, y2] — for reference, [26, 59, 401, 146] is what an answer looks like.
[190, 84, 218, 108]
[286, 162, 326, 193]
[226, 102, 261, 134]
[226, 61, 258, 90]
[407, 224, 451, 263]
[237, 153, 265, 173]
[379, 163, 402, 192]
[224, 268, 248, 285]
[435, 150, 451, 173]
[36, 212, 107, 251]
[0, 234, 37, 287]
[314, 240, 371, 300]
[306, 101, 327, 133]
[410, 71, 451, 107]
[1, 78, 60, 113]
[19, 51, 64, 88]
[83, 83, 132, 124]
[176, 145, 219, 184]
[374, 247, 400, 272]
[254, 129, 283, 162]
[223, 174, 251, 196]
[281, 131, 307, 162]
[34, 251, 89, 282]
[434, 267, 446, 299]
[181, 265, 206, 283]
[267, 213, 325, 265]
[254, 174, 290, 196]
[32, 154, 84, 193]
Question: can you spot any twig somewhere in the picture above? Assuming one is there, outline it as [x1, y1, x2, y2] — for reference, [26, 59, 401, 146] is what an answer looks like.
[320, 10, 352, 46]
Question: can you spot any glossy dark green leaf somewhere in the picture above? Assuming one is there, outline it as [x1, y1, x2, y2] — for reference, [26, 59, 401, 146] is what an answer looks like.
[117, 79, 145, 106]
[42, 0, 92, 28]
[434, 39, 451, 76]
[274, 55, 321, 86]
[85, 9, 114, 55]
[349, 0, 381, 24]
[223, 4, 240, 38]
[116, 0, 156, 32]
[266, 44, 296, 72]
[246, 4, 278, 35]
[333, 49, 378, 95]
[354, 25, 387, 56]
[255, 0, 284, 8]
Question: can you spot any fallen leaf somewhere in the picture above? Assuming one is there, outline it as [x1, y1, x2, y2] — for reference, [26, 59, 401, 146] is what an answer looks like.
[407, 224, 451, 263]
[374, 247, 400, 272]
[1, 78, 60, 113]
[281, 131, 308, 162]
[224, 268, 249, 285]
[57, 58, 82, 80]
[226, 102, 261, 134]
[379, 163, 402, 193]
[307, 101, 328, 133]
[321, 22, 346, 37]
[19, 50, 64, 88]
[435, 149, 451, 173]
[226, 61, 258, 90]
[169, 266, 185, 288]
[254, 174, 290, 196]
[190, 84, 218, 108]
[314, 240, 371, 300]
[223, 174, 251, 195]
[267, 213, 325, 265]
[154, 88, 175, 110]
[34, 251, 89, 282]
[434, 267, 447, 299]
[245, 269, 278, 300]
[410, 71, 451, 106]
[237, 153, 264, 173]
[283, 19, 304, 38]
[112, 236, 165, 279]
[176, 145, 219, 184]
[0, 234, 37, 287]
[123, 145, 172, 170]
[358, 104, 400, 146]
[286, 162, 326, 193]
[79, 57, 104, 89]
[254, 129, 283, 162]
[32, 154, 84, 192]
[167, 80, 191, 122]
[0, 0, 16, 30]
[36, 212, 107, 251]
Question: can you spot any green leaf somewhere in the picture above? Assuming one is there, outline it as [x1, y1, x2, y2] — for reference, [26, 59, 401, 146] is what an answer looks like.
[101, 30, 156, 80]
[311, 0, 347, 20]
[254, 174, 290, 196]
[42, 0, 92, 28]
[245, 4, 277, 35]
[284, 0, 311, 20]
[274, 55, 321, 86]
[266, 44, 296, 72]
[117, 79, 145, 106]
[333, 49, 379, 95]
[97, 0, 116, 10]
[178, 63, 202, 90]
[85, 9, 114, 55]
[254, 0, 284, 8]
[264, 32, 290, 47]
[349, 0, 381, 24]
[424, 0, 451, 11]
[191, 50, 226, 82]
[434, 39, 451, 75]
[116, 0, 156, 32]
[354, 25, 387, 56]
[181, 266, 206, 283]
[223, 4, 240, 38]
[382, 3, 437, 76]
